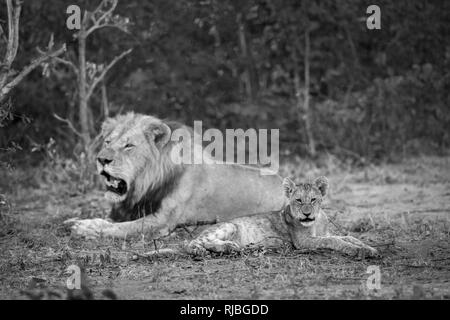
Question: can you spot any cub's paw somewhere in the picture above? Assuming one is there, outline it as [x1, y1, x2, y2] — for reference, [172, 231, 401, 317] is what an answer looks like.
[357, 245, 380, 258]
[341, 245, 360, 257]
[340, 236, 366, 246]
[340, 244, 379, 258]
[340, 236, 380, 258]
[64, 218, 113, 239]
[186, 241, 208, 256]
[221, 240, 241, 253]
[204, 240, 240, 254]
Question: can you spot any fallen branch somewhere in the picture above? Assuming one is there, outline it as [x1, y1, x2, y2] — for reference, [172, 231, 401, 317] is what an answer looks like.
[328, 217, 349, 236]
[371, 240, 395, 248]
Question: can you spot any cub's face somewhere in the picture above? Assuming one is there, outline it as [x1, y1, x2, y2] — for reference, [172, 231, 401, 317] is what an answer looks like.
[283, 176, 329, 227]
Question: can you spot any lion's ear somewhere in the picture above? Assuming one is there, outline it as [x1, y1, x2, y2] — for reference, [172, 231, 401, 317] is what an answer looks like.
[315, 176, 329, 196]
[101, 117, 117, 137]
[145, 122, 172, 149]
[282, 177, 296, 198]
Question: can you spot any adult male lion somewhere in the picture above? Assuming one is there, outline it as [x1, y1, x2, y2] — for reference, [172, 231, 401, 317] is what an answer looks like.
[68, 112, 285, 239]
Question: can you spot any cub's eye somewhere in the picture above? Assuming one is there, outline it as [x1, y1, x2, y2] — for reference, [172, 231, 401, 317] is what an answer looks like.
[104, 140, 111, 145]
[296, 198, 302, 203]
[124, 143, 135, 149]
[311, 198, 317, 202]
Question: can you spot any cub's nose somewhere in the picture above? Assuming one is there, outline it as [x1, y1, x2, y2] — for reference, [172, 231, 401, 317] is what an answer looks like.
[97, 157, 112, 166]
[302, 204, 313, 216]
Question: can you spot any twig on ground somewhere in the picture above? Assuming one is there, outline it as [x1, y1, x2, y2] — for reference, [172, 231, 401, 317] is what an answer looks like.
[328, 216, 349, 236]
[371, 240, 395, 248]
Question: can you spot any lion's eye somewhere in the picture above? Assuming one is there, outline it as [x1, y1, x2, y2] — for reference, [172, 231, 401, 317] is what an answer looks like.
[311, 198, 317, 202]
[296, 198, 302, 203]
[104, 140, 111, 145]
[124, 143, 135, 149]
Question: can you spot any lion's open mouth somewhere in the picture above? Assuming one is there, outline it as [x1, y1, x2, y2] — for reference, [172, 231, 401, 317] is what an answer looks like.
[101, 171, 127, 196]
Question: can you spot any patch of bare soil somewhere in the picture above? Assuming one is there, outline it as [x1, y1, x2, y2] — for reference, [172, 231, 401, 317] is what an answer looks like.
[0, 156, 449, 299]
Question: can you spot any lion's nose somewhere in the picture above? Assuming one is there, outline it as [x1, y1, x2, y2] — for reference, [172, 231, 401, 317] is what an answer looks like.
[97, 157, 112, 166]
[302, 204, 313, 216]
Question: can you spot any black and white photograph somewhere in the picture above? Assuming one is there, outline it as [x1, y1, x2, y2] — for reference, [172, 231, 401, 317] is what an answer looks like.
[0, 0, 449, 304]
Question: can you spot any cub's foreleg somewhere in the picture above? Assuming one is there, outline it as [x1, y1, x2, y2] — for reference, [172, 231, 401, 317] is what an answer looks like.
[294, 235, 378, 257]
[143, 222, 240, 257]
[186, 222, 240, 254]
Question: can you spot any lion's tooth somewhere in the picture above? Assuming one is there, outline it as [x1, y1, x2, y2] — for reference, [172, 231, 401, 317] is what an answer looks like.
[105, 179, 116, 187]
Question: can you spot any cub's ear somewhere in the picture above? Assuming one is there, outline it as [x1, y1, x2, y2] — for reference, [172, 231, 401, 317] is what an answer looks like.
[101, 117, 117, 137]
[282, 177, 296, 198]
[315, 176, 329, 196]
[145, 122, 172, 149]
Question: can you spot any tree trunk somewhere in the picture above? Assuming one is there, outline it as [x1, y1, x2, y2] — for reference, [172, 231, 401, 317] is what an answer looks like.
[236, 13, 258, 102]
[77, 32, 90, 147]
[293, 27, 316, 157]
[302, 27, 316, 156]
[101, 80, 109, 118]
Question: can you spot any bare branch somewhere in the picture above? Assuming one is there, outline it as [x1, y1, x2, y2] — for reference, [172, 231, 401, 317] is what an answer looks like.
[86, 48, 132, 99]
[4, 0, 21, 67]
[85, 0, 119, 37]
[92, 0, 118, 23]
[0, 24, 7, 44]
[0, 0, 21, 89]
[36, 39, 78, 78]
[0, 44, 66, 103]
[53, 113, 83, 138]
[50, 56, 79, 77]
[86, 23, 129, 37]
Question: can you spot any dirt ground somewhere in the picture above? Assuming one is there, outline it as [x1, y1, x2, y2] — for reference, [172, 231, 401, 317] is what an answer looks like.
[1, 156, 449, 299]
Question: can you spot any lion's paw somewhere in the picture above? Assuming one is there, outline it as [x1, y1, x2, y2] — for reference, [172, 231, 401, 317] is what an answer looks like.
[64, 218, 113, 239]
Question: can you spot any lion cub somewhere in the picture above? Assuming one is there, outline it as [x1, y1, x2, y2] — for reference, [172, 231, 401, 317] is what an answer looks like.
[150, 177, 378, 257]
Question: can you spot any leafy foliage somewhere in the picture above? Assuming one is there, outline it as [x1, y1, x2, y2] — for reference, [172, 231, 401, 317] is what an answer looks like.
[0, 0, 449, 163]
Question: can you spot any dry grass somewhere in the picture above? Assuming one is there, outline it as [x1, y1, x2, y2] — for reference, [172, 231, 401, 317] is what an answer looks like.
[0, 156, 449, 299]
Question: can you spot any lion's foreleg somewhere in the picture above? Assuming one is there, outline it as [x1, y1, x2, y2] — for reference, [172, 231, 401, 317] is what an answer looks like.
[108, 208, 182, 239]
[68, 206, 183, 239]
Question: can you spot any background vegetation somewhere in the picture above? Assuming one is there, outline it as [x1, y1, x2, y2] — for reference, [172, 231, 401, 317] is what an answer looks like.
[1, 0, 449, 171]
